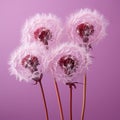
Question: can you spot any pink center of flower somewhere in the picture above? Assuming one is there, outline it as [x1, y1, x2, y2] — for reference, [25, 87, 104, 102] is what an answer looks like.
[59, 55, 79, 75]
[34, 27, 52, 45]
[76, 23, 94, 43]
[21, 55, 39, 73]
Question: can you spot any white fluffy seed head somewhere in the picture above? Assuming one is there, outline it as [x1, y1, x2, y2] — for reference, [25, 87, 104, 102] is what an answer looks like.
[21, 13, 63, 49]
[8, 42, 47, 82]
[66, 8, 108, 46]
[48, 42, 92, 84]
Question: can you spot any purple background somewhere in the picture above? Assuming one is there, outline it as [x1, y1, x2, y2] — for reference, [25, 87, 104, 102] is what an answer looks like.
[0, 0, 120, 120]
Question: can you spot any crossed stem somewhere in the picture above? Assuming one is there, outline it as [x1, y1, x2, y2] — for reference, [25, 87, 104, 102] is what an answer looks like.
[54, 78, 64, 120]
[81, 73, 87, 120]
[66, 82, 76, 120]
[69, 84, 73, 120]
[33, 73, 49, 120]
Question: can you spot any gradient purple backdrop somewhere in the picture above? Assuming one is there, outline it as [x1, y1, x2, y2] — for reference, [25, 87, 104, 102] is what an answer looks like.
[0, 0, 120, 120]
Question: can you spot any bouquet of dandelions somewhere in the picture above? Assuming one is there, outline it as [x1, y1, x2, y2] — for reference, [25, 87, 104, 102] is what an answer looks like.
[9, 9, 108, 120]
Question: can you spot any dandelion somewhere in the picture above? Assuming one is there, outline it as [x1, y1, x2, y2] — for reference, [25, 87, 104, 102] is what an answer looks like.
[66, 9, 108, 49]
[9, 42, 49, 120]
[49, 42, 91, 120]
[49, 42, 91, 84]
[9, 42, 46, 82]
[21, 13, 62, 49]
[66, 9, 108, 120]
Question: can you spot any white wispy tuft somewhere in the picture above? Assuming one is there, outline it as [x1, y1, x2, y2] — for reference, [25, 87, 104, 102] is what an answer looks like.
[48, 42, 92, 84]
[21, 13, 63, 48]
[8, 42, 47, 82]
[66, 8, 108, 45]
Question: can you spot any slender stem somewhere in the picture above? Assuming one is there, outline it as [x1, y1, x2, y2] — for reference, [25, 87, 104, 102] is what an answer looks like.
[39, 81, 49, 120]
[81, 73, 87, 120]
[69, 85, 73, 120]
[54, 78, 64, 120]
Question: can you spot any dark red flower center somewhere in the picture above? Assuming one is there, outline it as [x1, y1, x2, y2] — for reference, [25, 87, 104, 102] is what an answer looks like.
[34, 27, 52, 45]
[59, 55, 78, 75]
[21, 55, 39, 73]
[76, 23, 94, 43]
